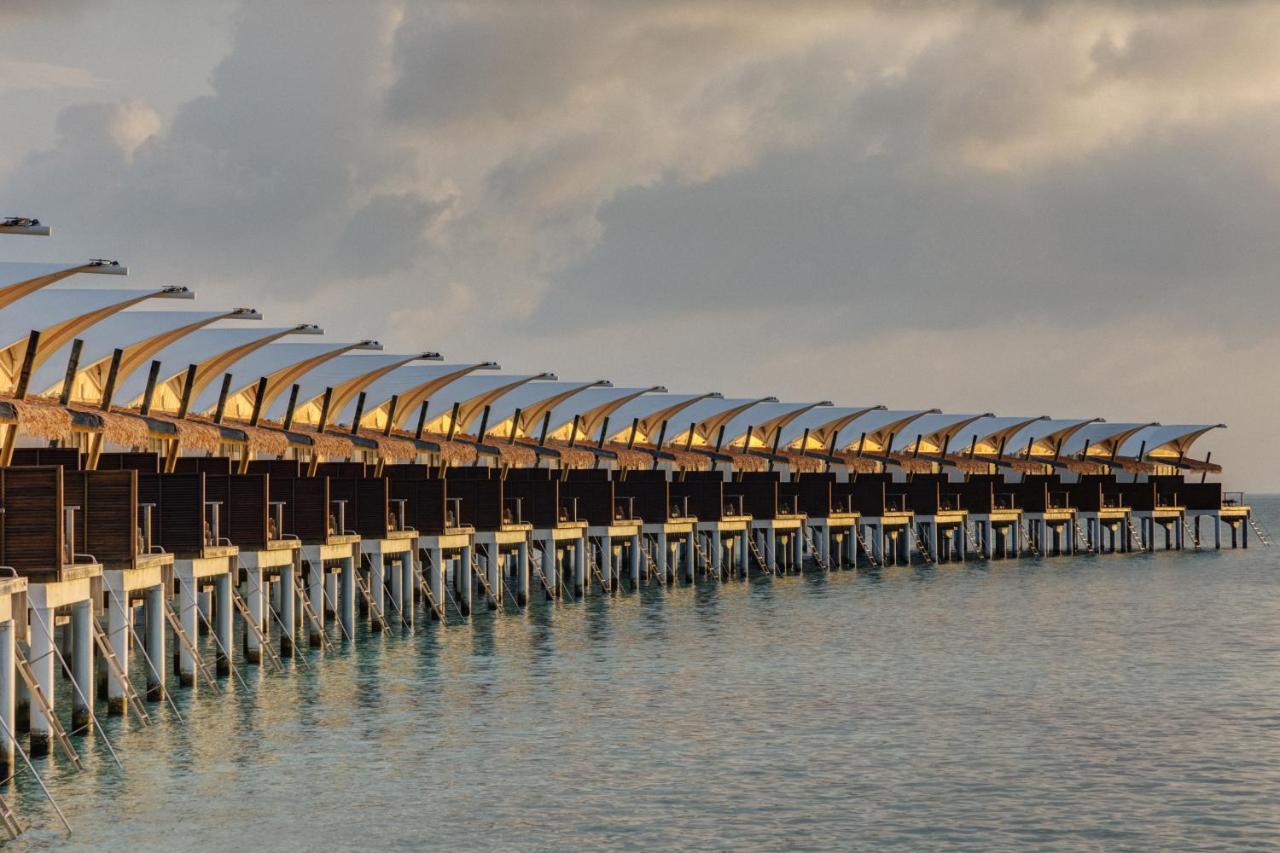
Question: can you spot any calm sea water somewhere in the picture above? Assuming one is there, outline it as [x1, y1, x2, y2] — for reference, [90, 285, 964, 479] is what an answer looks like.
[8, 498, 1280, 851]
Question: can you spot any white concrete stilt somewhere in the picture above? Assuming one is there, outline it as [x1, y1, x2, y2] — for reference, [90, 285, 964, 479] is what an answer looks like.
[279, 560, 297, 655]
[177, 576, 199, 687]
[28, 605, 55, 755]
[628, 536, 640, 589]
[485, 545, 501, 609]
[71, 600, 93, 730]
[459, 545, 474, 614]
[388, 553, 405, 625]
[243, 564, 264, 665]
[427, 546, 444, 618]
[307, 562, 326, 647]
[324, 571, 339, 619]
[368, 545, 386, 631]
[145, 586, 166, 701]
[573, 539, 586, 597]
[339, 556, 356, 637]
[684, 533, 696, 584]
[765, 528, 777, 573]
[0, 621, 13, 776]
[401, 552, 417, 624]
[107, 592, 130, 715]
[215, 572, 233, 674]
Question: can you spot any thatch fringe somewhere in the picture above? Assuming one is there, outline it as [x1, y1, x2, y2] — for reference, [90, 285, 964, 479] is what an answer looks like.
[99, 411, 155, 450]
[7, 396, 74, 442]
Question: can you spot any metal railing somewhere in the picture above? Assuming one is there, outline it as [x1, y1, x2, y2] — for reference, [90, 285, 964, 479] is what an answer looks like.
[723, 496, 743, 517]
[669, 495, 689, 519]
[446, 497, 463, 528]
[559, 497, 579, 523]
[1224, 491, 1245, 507]
[1048, 491, 1072, 510]
[390, 498, 409, 532]
[994, 492, 1018, 511]
[503, 497, 523, 525]
[613, 496, 635, 521]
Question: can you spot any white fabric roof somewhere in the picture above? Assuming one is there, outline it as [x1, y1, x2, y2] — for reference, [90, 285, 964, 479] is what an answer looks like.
[833, 409, 937, 450]
[664, 396, 776, 442]
[539, 385, 663, 436]
[29, 310, 233, 395]
[0, 260, 124, 291]
[947, 415, 1048, 453]
[1117, 424, 1225, 458]
[187, 341, 372, 412]
[479, 380, 608, 434]
[717, 401, 832, 446]
[331, 362, 499, 425]
[1004, 417, 1102, 456]
[1059, 422, 1158, 457]
[0, 288, 188, 349]
[260, 353, 435, 421]
[600, 393, 718, 433]
[420, 373, 554, 433]
[775, 405, 883, 447]
[116, 327, 308, 404]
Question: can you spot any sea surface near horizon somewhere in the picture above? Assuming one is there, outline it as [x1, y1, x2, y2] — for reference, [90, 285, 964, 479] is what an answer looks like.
[8, 498, 1280, 851]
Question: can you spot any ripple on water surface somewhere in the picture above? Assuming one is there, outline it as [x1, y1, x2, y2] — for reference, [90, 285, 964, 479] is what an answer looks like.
[9, 498, 1280, 851]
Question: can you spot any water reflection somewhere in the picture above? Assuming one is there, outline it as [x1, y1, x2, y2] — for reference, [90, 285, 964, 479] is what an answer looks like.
[5, 497, 1279, 851]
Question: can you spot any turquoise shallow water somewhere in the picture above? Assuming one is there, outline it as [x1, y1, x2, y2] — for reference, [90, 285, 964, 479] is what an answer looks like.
[7, 498, 1280, 851]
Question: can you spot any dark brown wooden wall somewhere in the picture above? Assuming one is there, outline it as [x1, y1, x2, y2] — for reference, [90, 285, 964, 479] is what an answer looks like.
[0, 467, 63, 573]
[63, 469, 138, 564]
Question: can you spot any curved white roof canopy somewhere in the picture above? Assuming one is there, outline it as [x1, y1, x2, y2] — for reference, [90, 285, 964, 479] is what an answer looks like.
[540, 385, 666, 443]
[329, 361, 500, 429]
[831, 409, 940, 454]
[190, 340, 383, 417]
[1117, 424, 1225, 461]
[31, 309, 260, 399]
[0, 287, 193, 393]
[716, 401, 833, 451]
[601, 392, 722, 445]
[1003, 417, 1103, 459]
[776, 405, 885, 452]
[417, 373, 557, 437]
[481, 380, 613, 440]
[0, 260, 126, 312]
[896, 413, 995, 456]
[665, 396, 779, 449]
[1058, 422, 1159, 459]
[946, 415, 1049, 458]
[117, 325, 322, 406]
[260, 351, 441, 425]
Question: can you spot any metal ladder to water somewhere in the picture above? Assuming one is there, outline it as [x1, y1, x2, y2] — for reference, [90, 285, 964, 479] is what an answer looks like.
[13, 648, 81, 770]
[909, 524, 934, 564]
[964, 522, 982, 556]
[853, 525, 879, 568]
[90, 618, 151, 724]
[1126, 517, 1147, 552]
[471, 544, 518, 607]
[1248, 517, 1273, 547]
[1183, 518, 1201, 549]
[801, 527, 830, 572]
[1019, 522, 1040, 558]
[528, 545, 556, 596]
[0, 792, 23, 839]
[745, 534, 772, 575]
[230, 589, 284, 671]
[292, 570, 331, 651]
[1073, 520, 1094, 554]
[693, 533, 717, 580]
[163, 604, 221, 694]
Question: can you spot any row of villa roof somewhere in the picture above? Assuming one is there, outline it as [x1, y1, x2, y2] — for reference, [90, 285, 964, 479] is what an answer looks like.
[0, 217, 1230, 478]
[0, 214, 1259, 838]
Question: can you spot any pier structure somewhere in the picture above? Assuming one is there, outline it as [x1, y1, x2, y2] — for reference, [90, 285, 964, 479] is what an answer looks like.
[498, 469, 587, 601]
[0, 214, 1260, 806]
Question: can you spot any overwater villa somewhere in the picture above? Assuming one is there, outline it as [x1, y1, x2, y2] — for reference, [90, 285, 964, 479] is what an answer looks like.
[0, 216, 1260, 833]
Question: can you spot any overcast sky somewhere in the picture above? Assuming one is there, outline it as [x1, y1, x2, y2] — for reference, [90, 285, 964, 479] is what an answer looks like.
[1, 1, 1277, 487]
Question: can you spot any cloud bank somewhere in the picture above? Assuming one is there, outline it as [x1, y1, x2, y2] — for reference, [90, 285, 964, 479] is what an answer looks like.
[1, 1, 1278, 485]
